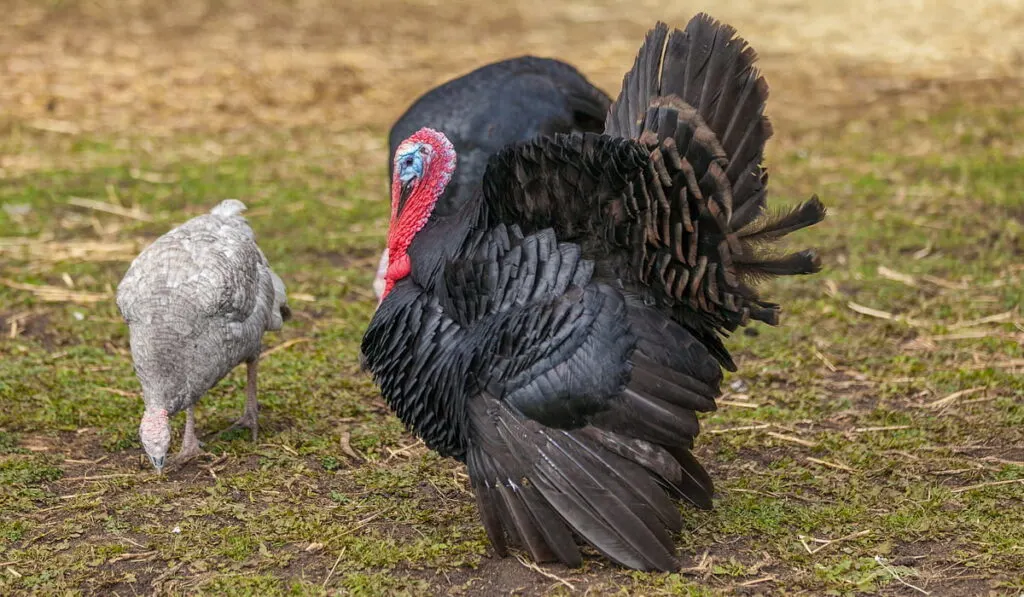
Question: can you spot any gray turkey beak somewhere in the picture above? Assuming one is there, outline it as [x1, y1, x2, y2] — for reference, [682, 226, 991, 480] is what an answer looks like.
[149, 454, 165, 473]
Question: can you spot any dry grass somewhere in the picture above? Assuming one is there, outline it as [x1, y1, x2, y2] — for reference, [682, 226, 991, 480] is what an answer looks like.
[3, 0, 1023, 163]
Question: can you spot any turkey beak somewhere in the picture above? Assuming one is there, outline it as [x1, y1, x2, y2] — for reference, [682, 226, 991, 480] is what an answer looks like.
[396, 180, 414, 215]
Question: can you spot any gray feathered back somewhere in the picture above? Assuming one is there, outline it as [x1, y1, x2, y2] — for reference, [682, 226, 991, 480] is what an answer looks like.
[116, 199, 289, 411]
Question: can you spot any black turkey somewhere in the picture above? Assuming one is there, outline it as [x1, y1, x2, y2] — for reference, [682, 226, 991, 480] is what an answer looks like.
[362, 14, 826, 571]
[372, 56, 611, 299]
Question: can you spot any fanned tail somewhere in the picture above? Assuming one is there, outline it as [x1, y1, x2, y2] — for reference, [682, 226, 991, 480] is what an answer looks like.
[602, 14, 826, 368]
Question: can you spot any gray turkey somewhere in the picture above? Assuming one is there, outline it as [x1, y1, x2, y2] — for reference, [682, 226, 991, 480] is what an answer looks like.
[117, 199, 290, 471]
[362, 14, 826, 571]
[372, 56, 611, 299]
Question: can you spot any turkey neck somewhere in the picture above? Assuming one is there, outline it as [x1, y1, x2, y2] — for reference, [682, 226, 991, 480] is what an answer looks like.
[407, 191, 484, 291]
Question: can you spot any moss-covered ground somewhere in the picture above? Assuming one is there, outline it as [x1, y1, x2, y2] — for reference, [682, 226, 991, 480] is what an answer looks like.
[1, 1, 1021, 594]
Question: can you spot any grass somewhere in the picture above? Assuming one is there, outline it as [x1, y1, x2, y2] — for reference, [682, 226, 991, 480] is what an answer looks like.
[2, 1, 1024, 595]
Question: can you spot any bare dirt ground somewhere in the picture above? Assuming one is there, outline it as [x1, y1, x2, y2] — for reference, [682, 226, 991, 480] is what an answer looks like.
[1, 1, 1023, 595]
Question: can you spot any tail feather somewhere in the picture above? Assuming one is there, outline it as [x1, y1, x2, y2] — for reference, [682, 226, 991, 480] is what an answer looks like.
[735, 249, 822, 278]
[728, 175, 768, 231]
[658, 14, 773, 213]
[211, 198, 247, 218]
[269, 269, 291, 328]
[604, 23, 669, 139]
[737, 196, 827, 242]
[607, 14, 773, 216]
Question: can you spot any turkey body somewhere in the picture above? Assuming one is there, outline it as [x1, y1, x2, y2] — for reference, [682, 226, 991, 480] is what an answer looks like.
[362, 15, 826, 571]
[117, 199, 290, 469]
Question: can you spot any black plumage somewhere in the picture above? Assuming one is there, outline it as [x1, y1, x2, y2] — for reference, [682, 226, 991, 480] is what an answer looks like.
[388, 56, 612, 217]
[362, 14, 826, 571]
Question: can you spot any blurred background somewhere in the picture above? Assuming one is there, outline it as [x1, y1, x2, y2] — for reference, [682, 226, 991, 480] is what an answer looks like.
[3, 0, 1022, 166]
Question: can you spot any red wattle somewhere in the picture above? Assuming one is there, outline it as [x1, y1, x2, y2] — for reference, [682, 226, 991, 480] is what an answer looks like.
[384, 253, 411, 297]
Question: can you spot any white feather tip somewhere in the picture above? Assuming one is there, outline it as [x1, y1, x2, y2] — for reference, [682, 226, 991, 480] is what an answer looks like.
[211, 199, 247, 217]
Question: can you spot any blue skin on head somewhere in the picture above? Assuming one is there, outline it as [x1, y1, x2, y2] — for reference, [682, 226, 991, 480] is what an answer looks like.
[396, 143, 426, 184]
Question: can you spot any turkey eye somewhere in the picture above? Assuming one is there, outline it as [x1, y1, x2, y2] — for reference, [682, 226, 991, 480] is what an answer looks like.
[403, 157, 414, 168]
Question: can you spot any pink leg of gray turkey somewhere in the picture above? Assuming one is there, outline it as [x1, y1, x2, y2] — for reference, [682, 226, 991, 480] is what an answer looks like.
[216, 358, 260, 440]
[175, 405, 206, 464]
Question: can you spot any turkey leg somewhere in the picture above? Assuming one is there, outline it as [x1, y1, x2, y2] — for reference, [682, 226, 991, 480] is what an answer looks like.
[215, 358, 260, 441]
[174, 405, 207, 464]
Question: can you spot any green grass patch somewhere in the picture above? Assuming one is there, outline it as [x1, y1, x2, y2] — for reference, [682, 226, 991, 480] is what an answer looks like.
[0, 94, 1021, 595]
